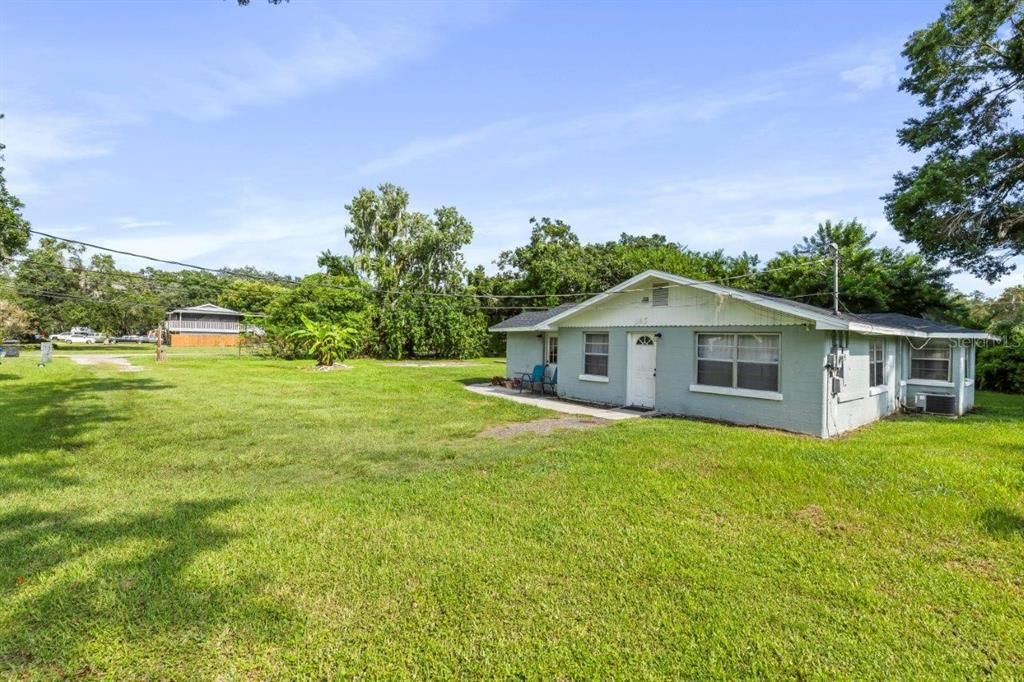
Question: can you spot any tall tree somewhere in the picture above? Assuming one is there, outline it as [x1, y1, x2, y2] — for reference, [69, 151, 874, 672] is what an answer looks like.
[758, 220, 955, 317]
[0, 299, 32, 339]
[884, 0, 1024, 281]
[13, 238, 86, 333]
[342, 183, 485, 359]
[496, 217, 591, 306]
[217, 278, 290, 315]
[587, 234, 760, 292]
[0, 114, 30, 263]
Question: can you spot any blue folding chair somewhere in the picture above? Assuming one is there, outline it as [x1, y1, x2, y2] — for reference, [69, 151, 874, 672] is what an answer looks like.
[541, 367, 559, 397]
[518, 364, 544, 393]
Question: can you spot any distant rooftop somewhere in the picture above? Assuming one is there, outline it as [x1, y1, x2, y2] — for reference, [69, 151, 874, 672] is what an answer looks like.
[166, 303, 241, 316]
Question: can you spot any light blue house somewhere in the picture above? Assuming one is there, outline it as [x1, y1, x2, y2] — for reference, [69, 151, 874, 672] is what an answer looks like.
[490, 270, 997, 438]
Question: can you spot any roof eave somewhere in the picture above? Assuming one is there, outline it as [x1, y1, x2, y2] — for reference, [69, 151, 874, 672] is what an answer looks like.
[930, 332, 1002, 341]
[488, 325, 553, 333]
[845, 321, 928, 338]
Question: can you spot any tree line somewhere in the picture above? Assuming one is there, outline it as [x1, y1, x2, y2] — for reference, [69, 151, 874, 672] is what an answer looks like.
[1, 0, 1023, 386]
[1, 180, 1021, 389]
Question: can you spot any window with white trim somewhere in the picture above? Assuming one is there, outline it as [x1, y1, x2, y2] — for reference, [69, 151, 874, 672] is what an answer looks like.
[584, 333, 609, 376]
[965, 345, 974, 379]
[696, 333, 780, 392]
[547, 336, 558, 365]
[910, 344, 951, 381]
[869, 340, 885, 387]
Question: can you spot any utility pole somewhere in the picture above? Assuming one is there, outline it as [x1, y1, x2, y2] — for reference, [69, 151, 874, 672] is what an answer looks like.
[829, 242, 840, 316]
[156, 322, 165, 362]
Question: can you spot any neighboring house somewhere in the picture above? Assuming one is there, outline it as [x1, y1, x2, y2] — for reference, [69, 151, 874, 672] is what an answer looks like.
[490, 270, 997, 438]
[164, 303, 262, 347]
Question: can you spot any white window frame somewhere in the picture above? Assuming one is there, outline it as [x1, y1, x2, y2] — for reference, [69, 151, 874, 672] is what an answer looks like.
[869, 340, 885, 388]
[693, 333, 781, 395]
[910, 344, 952, 383]
[582, 332, 609, 379]
[547, 335, 558, 365]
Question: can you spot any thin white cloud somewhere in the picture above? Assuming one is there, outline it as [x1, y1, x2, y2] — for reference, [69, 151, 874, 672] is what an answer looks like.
[90, 191, 348, 274]
[357, 88, 782, 176]
[138, 20, 413, 122]
[113, 217, 169, 230]
[2, 6, 490, 195]
[2, 114, 110, 163]
[1, 112, 113, 197]
[840, 52, 899, 92]
[358, 119, 527, 176]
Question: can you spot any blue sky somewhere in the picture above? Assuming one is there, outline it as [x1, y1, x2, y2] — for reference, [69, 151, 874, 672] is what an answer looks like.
[2, 0, 1020, 295]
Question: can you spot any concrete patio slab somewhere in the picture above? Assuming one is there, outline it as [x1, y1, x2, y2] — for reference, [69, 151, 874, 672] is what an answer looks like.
[464, 383, 646, 421]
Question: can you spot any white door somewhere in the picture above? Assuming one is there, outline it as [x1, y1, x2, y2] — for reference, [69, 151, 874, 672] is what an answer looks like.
[627, 334, 657, 408]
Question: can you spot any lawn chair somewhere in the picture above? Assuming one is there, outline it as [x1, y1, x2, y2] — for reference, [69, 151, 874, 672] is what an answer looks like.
[517, 364, 544, 393]
[541, 366, 559, 397]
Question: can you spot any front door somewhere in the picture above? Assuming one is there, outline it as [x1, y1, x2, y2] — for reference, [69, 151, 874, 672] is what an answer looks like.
[627, 333, 657, 408]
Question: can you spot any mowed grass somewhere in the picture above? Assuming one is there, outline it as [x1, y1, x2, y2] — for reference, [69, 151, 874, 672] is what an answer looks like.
[1, 355, 1022, 679]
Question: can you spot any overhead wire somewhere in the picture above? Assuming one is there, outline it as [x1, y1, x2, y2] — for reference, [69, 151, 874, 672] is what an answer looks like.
[27, 228, 833, 304]
[0, 283, 551, 314]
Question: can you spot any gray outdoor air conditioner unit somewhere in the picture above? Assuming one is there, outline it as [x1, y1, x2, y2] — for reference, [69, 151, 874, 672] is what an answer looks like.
[915, 393, 957, 416]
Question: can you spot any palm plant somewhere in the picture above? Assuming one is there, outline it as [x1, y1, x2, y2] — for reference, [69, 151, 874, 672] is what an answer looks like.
[287, 315, 359, 366]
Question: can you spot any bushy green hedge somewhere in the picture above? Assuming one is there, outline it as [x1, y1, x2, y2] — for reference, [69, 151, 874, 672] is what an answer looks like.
[977, 343, 1024, 394]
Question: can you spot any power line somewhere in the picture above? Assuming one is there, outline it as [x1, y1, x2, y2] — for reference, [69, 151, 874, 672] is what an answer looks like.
[2, 281, 840, 322]
[0, 282, 184, 312]
[27, 228, 832, 303]
[3, 254, 548, 311]
[0, 282, 549, 313]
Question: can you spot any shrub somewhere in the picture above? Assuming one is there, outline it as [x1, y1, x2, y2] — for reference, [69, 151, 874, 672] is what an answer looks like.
[977, 338, 1024, 394]
[288, 315, 361, 366]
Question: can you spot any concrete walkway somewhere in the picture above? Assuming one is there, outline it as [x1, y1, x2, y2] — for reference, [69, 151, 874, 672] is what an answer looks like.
[464, 384, 645, 421]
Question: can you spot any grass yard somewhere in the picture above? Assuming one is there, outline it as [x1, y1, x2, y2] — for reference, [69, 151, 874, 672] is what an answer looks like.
[1, 354, 1022, 679]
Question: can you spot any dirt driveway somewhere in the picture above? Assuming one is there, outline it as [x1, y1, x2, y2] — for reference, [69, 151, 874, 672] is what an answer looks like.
[68, 355, 145, 372]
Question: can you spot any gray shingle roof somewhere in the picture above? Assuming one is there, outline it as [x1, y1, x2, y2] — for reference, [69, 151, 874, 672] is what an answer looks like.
[489, 302, 577, 330]
[853, 313, 983, 335]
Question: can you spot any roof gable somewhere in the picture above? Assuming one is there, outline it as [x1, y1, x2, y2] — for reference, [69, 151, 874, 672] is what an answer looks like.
[490, 270, 997, 340]
[543, 270, 846, 330]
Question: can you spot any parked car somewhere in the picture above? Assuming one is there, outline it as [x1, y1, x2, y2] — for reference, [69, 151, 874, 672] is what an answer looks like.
[111, 334, 158, 344]
[65, 334, 98, 344]
[52, 327, 101, 342]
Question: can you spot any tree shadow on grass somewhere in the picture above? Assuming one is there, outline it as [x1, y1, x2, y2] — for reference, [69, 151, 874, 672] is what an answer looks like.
[0, 497, 294, 677]
[0, 373, 299, 675]
[452, 376, 498, 386]
[979, 508, 1024, 539]
[0, 373, 170, 494]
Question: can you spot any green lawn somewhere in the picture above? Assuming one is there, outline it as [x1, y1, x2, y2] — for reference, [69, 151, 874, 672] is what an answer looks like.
[1, 355, 1022, 679]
